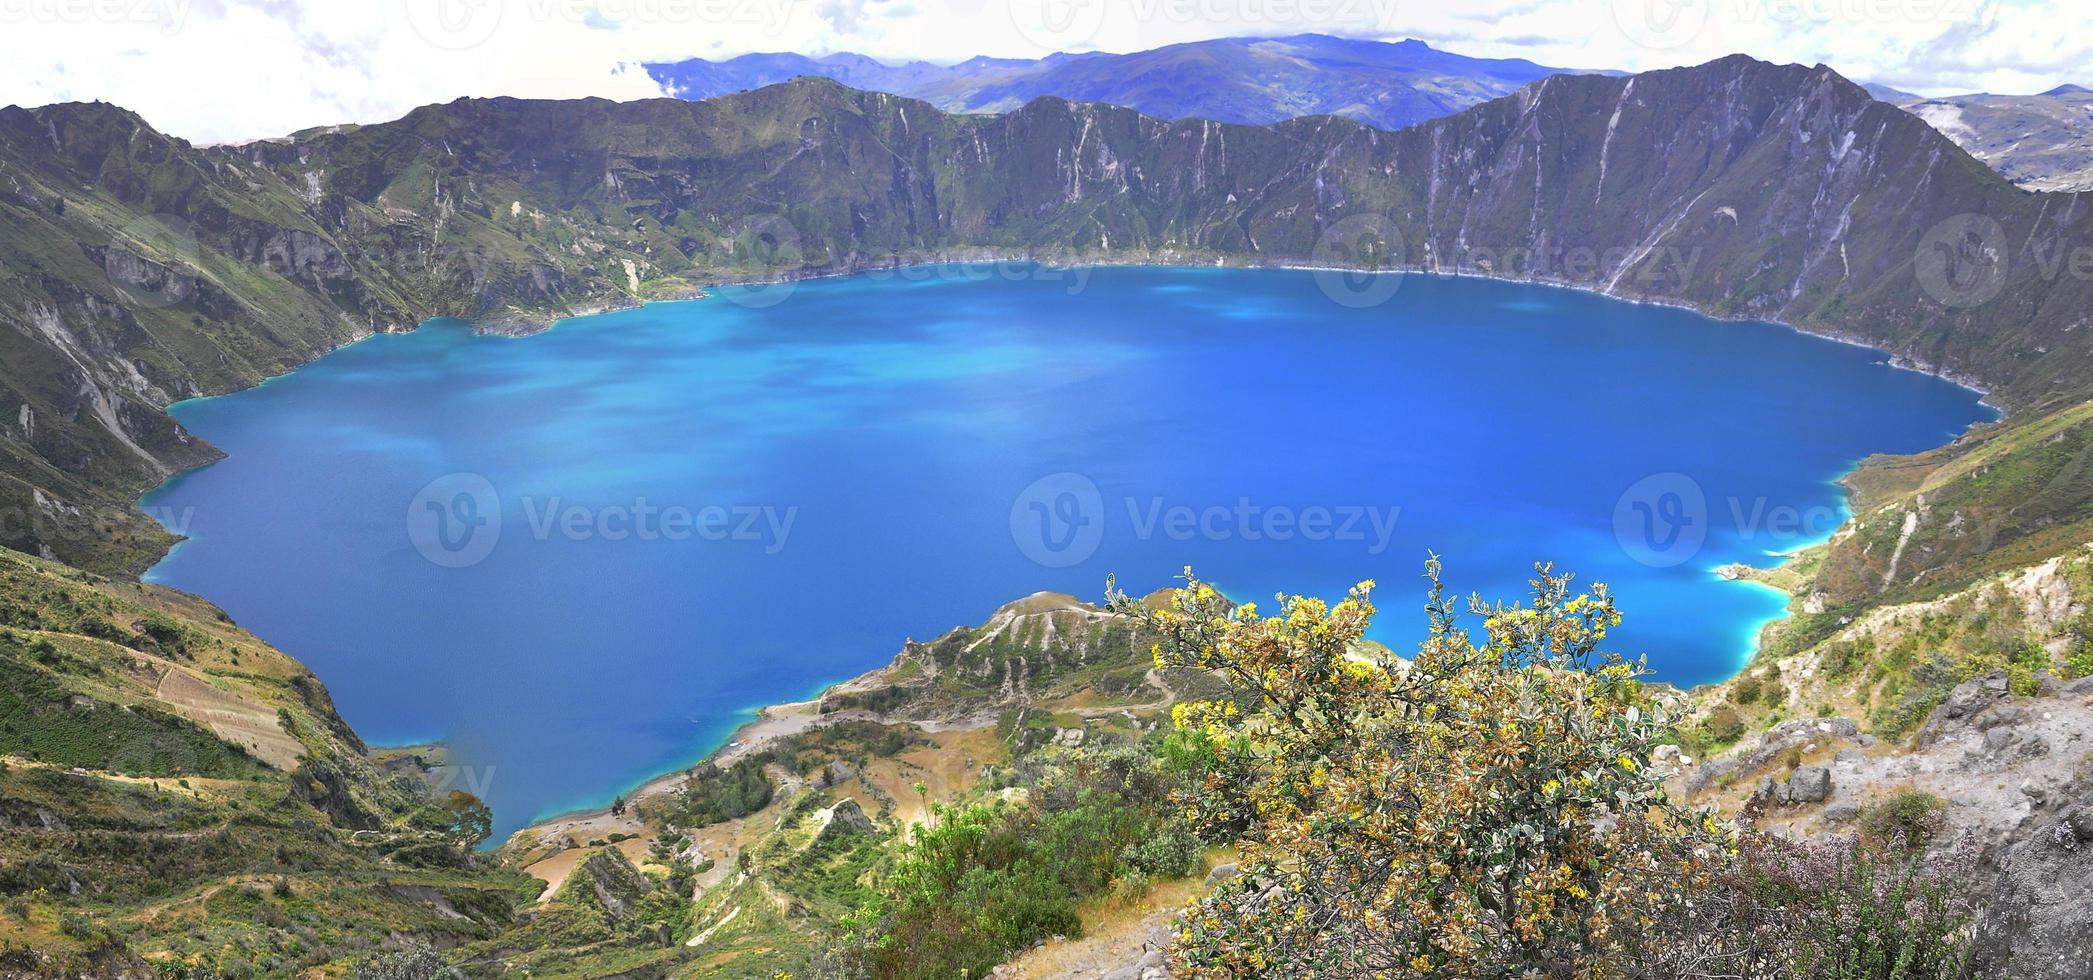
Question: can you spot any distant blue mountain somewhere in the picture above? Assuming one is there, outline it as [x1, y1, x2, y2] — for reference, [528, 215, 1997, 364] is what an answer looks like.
[646, 35, 1617, 131]
[1862, 82, 1921, 103]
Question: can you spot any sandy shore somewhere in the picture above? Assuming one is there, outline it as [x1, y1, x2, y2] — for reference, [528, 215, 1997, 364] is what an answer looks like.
[501, 695, 878, 853]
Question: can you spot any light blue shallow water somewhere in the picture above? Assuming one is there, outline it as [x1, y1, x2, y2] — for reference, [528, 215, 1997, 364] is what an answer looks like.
[141, 265, 1992, 839]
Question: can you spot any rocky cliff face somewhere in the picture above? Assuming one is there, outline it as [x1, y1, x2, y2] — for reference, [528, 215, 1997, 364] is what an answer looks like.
[1686, 669, 2093, 980]
[4, 57, 2092, 575]
[1895, 87, 2093, 192]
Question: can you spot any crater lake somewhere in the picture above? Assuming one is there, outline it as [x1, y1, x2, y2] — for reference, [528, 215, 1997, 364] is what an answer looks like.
[141, 265, 1993, 839]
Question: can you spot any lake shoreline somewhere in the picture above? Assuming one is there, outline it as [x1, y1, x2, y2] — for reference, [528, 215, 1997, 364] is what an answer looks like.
[133, 259, 2001, 841]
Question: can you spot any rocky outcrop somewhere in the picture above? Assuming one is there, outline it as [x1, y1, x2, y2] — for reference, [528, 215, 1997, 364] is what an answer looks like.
[1968, 756, 2093, 978]
[819, 592, 1157, 717]
[1688, 716, 1866, 798]
[809, 798, 878, 848]
[556, 849, 654, 922]
[1696, 669, 2093, 979]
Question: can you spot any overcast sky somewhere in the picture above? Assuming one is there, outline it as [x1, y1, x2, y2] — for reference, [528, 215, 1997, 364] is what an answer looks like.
[1, 0, 2084, 143]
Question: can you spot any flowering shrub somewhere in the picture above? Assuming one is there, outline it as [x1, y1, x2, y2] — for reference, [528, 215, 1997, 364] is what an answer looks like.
[1113, 559, 1724, 978]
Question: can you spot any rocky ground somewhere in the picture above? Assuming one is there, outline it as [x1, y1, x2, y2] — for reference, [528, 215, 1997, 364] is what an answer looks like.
[1896, 87, 2093, 191]
[1677, 669, 2093, 979]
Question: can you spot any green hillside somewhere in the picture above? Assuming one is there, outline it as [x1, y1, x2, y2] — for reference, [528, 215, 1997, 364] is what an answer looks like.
[0, 549, 535, 976]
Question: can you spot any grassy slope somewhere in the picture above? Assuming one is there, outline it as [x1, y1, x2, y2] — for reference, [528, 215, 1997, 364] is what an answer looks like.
[484, 592, 1201, 978]
[0, 549, 536, 976]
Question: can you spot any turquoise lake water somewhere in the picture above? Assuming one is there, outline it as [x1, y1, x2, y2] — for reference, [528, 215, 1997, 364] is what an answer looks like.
[141, 265, 1992, 839]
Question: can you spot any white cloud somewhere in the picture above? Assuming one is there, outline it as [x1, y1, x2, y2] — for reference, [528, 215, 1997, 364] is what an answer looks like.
[0, 0, 2083, 143]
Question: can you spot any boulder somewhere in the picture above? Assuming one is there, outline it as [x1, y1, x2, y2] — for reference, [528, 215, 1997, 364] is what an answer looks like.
[1977, 704, 2030, 730]
[1787, 766, 1832, 804]
[1689, 717, 1860, 796]
[811, 798, 877, 846]
[1939, 671, 2007, 721]
[2067, 806, 2093, 843]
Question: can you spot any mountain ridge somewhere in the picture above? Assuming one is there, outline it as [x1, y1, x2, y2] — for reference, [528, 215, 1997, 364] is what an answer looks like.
[1893, 85, 2093, 192]
[644, 34, 1613, 132]
[2, 56, 2090, 584]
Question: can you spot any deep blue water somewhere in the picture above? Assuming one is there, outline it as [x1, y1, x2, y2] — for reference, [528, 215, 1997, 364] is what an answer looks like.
[142, 266, 1991, 839]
